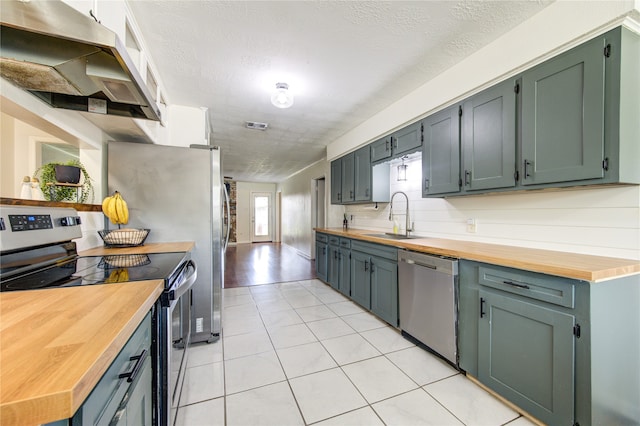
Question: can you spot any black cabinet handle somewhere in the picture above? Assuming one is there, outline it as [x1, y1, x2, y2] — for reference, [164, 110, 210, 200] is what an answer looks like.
[503, 280, 530, 290]
[480, 298, 486, 318]
[119, 349, 148, 383]
[334, 251, 338, 260]
[350, 190, 354, 199]
[365, 188, 369, 197]
[364, 260, 368, 272]
[464, 170, 471, 186]
[323, 247, 326, 255]
[385, 139, 390, 152]
[523, 159, 532, 178]
[337, 192, 341, 201]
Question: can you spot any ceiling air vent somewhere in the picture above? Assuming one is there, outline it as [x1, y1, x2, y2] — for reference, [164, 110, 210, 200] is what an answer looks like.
[245, 121, 269, 131]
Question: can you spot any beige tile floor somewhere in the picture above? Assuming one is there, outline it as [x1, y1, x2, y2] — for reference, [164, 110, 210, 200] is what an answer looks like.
[176, 279, 536, 426]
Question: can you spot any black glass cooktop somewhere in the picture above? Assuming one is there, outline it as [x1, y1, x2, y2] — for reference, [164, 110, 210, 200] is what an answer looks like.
[1, 252, 189, 292]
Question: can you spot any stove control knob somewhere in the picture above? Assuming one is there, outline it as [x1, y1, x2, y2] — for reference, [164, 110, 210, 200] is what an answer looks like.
[60, 216, 82, 226]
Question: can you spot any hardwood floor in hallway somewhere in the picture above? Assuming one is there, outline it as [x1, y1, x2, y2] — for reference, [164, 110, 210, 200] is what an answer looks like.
[224, 243, 316, 288]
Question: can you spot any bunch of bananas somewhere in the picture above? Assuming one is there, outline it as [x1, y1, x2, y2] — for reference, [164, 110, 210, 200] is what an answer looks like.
[102, 191, 129, 225]
[105, 268, 130, 283]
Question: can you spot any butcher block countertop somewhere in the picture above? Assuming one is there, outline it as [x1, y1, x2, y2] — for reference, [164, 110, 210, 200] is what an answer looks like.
[79, 241, 195, 256]
[0, 280, 164, 425]
[316, 228, 640, 282]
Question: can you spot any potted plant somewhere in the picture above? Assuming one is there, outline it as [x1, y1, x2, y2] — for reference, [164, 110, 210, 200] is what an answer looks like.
[33, 159, 95, 203]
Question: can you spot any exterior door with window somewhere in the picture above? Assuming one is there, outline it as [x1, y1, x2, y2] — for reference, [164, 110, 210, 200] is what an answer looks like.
[251, 192, 272, 242]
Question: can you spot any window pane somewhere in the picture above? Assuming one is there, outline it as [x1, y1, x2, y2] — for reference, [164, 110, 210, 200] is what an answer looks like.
[254, 196, 269, 236]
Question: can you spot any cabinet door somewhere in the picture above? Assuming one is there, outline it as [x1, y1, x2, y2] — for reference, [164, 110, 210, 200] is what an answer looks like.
[521, 35, 606, 185]
[371, 136, 392, 163]
[315, 242, 328, 282]
[392, 121, 422, 156]
[341, 152, 355, 203]
[123, 356, 153, 426]
[350, 251, 371, 309]
[338, 248, 351, 297]
[370, 257, 398, 326]
[330, 159, 342, 204]
[422, 105, 461, 196]
[462, 80, 516, 191]
[354, 146, 371, 201]
[327, 245, 340, 290]
[478, 289, 575, 426]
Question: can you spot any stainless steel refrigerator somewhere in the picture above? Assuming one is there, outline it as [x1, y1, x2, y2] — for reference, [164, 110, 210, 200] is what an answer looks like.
[108, 142, 229, 343]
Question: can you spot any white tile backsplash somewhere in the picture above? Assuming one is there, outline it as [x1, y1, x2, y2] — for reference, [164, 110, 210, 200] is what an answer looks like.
[346, 157, 640, 260]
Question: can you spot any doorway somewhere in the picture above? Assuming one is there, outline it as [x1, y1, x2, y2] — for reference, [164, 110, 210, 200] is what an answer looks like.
[251, 192, 273, 242]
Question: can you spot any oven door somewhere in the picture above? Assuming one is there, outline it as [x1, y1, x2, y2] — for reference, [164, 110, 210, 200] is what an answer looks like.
[160, 260, 196, 426]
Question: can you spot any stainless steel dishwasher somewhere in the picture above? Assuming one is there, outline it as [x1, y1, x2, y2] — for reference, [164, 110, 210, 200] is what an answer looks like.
[398, 250, 459, 366]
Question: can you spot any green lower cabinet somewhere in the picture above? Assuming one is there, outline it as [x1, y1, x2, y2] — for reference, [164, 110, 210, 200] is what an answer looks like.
[370, 257, 398, 327]
[338, 247, 351, 297]
[327, 244, 340, 291]
[350, 241, 399, 326]
[478, 288, 575, 425]
[315, 240, 328, 282]
[350, 250, 371, 309]
[459, 260, 584, 425]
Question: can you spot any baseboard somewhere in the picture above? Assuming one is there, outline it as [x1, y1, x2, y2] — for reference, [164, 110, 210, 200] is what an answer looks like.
[282, 242, 312, 260]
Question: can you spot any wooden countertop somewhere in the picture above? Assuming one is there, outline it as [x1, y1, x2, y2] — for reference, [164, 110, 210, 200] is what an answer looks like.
[316, 228, 640, 282]
[0, 280, 164, 425]
[79, 241, 195, 256]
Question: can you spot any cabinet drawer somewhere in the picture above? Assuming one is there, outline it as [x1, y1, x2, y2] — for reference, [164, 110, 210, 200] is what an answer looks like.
[351, 240, 397, 261]
[316, 233, 328, 243]
[478, 266, 575, 308]
[75, 312, 152, 425]
[329, 236, 340, 245]
[340, 238, 351, 248]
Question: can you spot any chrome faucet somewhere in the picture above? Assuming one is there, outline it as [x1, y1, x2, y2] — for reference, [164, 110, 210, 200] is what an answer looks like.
[389, 191, 413, 236]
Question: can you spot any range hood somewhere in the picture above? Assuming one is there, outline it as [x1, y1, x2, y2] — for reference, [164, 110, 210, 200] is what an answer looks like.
[0, 0, 161, 122]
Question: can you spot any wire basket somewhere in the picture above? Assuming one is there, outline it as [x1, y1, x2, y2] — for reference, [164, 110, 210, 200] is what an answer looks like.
[98, 254, 151, 269]
[98, 229, 150, 248]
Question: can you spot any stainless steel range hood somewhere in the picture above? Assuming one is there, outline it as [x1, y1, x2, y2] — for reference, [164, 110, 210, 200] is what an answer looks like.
[0, 0, 161, 121]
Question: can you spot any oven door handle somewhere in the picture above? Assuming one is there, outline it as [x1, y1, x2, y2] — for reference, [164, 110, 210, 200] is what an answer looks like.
[169, 260, 197, 301]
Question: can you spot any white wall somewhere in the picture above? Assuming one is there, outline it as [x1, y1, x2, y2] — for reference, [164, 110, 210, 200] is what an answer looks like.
[347, 156, 640, 260]
[324, 1, 640, 260]
[235, 181, 277, 244]
[164, 105, 208, 147]
[278, 160, 344, 259]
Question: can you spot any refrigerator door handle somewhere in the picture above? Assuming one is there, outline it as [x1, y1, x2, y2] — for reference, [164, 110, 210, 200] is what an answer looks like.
[223, 183, 231, 252]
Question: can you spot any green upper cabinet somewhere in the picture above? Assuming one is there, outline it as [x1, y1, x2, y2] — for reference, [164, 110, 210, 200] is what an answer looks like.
[331, 145, 389, 205]
[462, 79, 517, 191]
[392, 121, 422, 157]
[521, 33, 606, 185]
[422, 105, 461, 196]
[371, 136, 392, 163]
[601, 26, 640, 185]
[371, 122, 423, 165]
[341, 152, 355, 203]
[330, 160, 342, 204]
[354, 145, 371, 202]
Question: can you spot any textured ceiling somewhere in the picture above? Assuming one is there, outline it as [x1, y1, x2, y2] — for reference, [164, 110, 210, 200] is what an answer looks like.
[127, 0, 552, 182]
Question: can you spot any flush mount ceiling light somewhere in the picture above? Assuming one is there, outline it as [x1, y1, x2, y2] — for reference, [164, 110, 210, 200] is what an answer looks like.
[271, 82, 294, 108]
[397, 156, 408, 181]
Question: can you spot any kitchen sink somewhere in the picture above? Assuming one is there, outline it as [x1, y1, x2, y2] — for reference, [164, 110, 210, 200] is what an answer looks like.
[364, 233, 423, 240]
